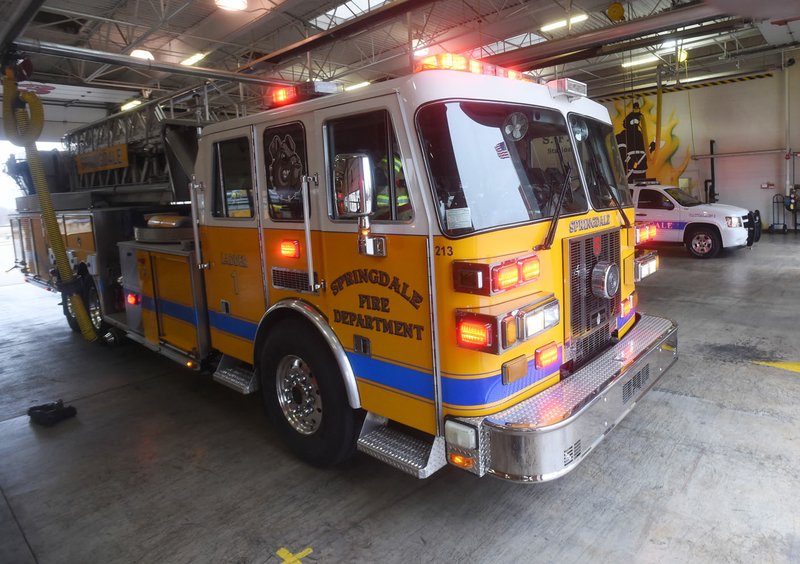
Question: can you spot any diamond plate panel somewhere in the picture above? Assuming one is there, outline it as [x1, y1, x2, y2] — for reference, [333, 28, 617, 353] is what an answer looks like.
[213, 367, 258, 394]
[358, 426, 446, 478]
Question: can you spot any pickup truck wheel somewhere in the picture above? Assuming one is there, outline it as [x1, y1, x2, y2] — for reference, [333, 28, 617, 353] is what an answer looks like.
[687, 227, 721, 258]
[259, 318, 360, 467]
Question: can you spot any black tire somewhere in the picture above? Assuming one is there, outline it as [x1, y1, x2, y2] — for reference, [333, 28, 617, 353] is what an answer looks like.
[753, 210, 762, 242]
[63, 280, 108, 335]
[686, 226, 721, 258]
[259, 318, 361, 467]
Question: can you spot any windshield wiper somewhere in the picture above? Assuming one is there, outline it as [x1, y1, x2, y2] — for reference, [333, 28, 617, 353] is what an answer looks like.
[538, 163, 571, 251]
[590, 158, 630, 230]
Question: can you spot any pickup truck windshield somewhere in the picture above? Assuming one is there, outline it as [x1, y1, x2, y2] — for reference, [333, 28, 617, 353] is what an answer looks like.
[665, 187, 702, 207]
[417, 101, 586, 236]
[569, 114, 633, 209]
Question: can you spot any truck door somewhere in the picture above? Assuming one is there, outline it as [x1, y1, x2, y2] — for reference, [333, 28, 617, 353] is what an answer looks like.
[312, 102, 437, 435]
[200, 130, 266, 362]
[635, 187, 682, 242]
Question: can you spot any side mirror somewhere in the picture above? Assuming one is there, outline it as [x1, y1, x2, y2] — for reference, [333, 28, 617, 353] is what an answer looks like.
[334, 153, 374, 218]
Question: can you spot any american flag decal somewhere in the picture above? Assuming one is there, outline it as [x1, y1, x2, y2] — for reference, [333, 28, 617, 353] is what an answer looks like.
[494, 142, 510, 159]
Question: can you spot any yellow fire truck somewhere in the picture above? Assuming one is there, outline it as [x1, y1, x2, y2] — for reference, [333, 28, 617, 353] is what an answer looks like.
[9, 54, 675, 482]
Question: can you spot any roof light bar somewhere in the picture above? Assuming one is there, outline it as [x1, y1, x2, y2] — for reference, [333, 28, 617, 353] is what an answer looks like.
[547, 78, 588, 99]
[416, 53, 530, 81]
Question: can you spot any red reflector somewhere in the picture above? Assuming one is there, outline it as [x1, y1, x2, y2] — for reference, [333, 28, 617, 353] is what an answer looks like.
[519, 256, 540, 282]
[492, 263, 519, 291]
[457, 320, 493, 348]
[126, 292, 140, 306]
[535, 342, 559, 369]
[280, 240, 300, 258]
[272, 86, 297, 105]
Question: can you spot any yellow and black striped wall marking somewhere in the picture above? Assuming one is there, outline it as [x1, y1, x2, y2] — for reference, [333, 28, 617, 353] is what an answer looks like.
[596, 73, 774, 103]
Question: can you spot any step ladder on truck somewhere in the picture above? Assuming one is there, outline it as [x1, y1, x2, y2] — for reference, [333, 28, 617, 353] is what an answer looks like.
[8, 53, 677, 482]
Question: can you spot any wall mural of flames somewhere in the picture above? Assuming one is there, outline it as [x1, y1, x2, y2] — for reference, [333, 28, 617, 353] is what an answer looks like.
[611, 97, 690, 186]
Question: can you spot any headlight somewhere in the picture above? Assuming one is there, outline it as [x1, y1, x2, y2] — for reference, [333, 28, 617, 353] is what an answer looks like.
[726, 216, 742, 228]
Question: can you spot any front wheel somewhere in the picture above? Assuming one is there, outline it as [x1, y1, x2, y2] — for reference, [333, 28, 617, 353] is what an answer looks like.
[259, 318, 361, 467]
[686, 227, 721, 258]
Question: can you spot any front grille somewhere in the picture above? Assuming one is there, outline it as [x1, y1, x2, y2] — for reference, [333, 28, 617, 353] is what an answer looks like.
[564, 439, 582, 467]
[568, 229, 621, 368]
[272, 267, 317, 292]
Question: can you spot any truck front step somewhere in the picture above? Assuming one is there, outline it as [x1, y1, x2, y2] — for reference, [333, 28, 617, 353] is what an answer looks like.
[212, 355, 258, 394]
[357, 413, 446, 479]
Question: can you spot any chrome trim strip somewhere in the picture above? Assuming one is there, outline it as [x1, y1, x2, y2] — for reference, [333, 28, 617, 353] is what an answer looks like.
[258, 298, 360, 408]
[301, 176, 316, 293]
[251, 124, 271, 309]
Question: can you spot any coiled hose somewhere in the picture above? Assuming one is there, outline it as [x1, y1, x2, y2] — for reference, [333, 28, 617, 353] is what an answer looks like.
[4, 67, 96, 341]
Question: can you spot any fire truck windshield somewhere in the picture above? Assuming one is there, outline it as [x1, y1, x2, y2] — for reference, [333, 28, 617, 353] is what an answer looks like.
[417, 101, 587, 236]
[569, 114, 633, 210]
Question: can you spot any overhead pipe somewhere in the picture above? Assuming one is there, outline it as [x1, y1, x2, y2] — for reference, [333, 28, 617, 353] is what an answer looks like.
[238, 0, 439, 70]
[485, 3, 729, 70]
[0, 0, 45, 55]
[13, 38, 294, 87]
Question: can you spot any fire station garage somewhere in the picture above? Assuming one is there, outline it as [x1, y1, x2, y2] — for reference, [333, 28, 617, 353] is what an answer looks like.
[1, 0, 799, 562]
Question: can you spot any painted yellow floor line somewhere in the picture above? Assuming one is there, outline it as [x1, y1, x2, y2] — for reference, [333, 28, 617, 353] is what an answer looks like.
[754, 361, 800, 374]
[276, 547, 313, 563]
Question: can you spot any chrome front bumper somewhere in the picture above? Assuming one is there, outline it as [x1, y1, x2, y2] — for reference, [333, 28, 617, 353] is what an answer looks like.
[449, 314, 678, 482]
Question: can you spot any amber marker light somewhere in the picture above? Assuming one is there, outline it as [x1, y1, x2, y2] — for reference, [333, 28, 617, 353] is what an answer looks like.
[280, 240, 300, 258]
[535, 342, 559, 369]
[492, 263, 519, 292]
[448, 453, 474, 469]
[519, 255, 540, 282]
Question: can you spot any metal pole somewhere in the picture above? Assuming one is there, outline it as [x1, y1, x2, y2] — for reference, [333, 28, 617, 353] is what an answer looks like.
[13, 38, 294, 87]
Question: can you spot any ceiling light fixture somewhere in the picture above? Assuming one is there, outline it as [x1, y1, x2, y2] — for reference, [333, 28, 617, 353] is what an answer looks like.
[121, 100, 142, 111]
[413, 39, 429, 57]
[621, 54, 660, 68]
[180, 53, 207, 66]
[130, 49, 154, 60]
[541, 13, 588, 32]
[215, 0, 247, 11]
[344, 82, 370, 91]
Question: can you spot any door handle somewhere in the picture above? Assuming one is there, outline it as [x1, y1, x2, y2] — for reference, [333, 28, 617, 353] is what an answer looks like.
[635, 213, 647, 217]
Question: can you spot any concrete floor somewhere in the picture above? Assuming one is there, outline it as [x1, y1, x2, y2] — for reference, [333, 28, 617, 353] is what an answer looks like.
[1, 234, 799, 564]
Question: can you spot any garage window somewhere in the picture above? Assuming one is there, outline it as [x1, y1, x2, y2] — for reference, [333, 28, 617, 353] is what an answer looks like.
[212, 137, 254, 218]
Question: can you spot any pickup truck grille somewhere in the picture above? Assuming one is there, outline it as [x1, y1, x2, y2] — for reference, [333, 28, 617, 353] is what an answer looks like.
[568, 229, 621, 368]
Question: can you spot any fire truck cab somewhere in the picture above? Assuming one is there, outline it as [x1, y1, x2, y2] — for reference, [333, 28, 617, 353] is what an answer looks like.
[10, 56, 677, 482]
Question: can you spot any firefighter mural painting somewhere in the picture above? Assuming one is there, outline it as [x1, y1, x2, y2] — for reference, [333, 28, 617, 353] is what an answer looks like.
[612, 97, 689, 185]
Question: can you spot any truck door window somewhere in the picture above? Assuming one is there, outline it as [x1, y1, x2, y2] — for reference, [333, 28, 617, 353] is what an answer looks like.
[212, 137, 254, 218]
[638, 189, 674, 210]
[326, 110, 411, 221]
[264, 122, 308, 221]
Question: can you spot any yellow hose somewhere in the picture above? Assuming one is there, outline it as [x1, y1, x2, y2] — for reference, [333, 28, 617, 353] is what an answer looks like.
[4, 68, 96, 341]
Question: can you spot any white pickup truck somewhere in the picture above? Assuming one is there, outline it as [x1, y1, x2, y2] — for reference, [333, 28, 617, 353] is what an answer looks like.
[630, 182, 760, 258]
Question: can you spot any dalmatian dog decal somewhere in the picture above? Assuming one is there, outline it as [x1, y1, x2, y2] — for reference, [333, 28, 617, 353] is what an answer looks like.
[268, 134, 304, 203]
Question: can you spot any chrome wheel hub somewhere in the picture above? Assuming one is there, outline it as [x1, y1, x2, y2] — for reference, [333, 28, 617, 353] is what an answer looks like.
[691, 233, 712, 255]
[276, 355, 322, 435]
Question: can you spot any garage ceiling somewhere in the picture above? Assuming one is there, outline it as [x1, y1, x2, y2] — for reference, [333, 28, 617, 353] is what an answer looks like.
[1, 0, 798, 116]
